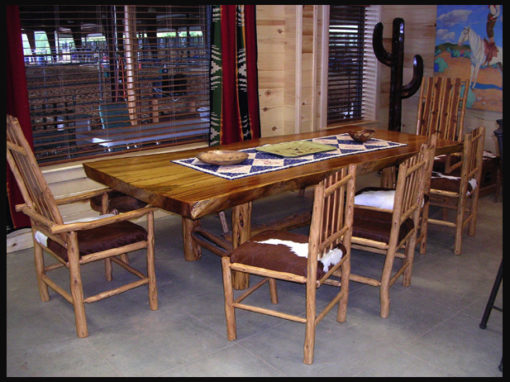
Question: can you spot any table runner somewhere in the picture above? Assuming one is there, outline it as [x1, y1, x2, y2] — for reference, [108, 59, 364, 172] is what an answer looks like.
[173, 133, 406, 180]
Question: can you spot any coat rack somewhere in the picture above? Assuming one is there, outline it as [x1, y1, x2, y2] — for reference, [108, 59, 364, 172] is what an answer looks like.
[373, 18, 423, 132]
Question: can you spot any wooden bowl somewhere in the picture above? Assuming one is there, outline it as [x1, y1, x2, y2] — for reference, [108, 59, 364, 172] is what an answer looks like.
[196, 150, 248, 165]
[348, 129, 375, 143]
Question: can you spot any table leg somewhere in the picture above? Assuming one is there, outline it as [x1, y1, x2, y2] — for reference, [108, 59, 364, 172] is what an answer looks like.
[231, 201, 252, 290]
[182, 217, 202, 261]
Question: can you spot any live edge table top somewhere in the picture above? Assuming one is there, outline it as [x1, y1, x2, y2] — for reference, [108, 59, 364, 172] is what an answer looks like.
[83, 125, 462, 221]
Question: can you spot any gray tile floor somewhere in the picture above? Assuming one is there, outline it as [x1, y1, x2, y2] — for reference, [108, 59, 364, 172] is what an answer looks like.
[6, 175, 503, 377]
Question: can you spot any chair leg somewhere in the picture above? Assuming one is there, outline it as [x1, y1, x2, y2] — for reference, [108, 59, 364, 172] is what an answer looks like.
[218, 211, 230, 237]
[336, 258, 350, 323]
[468, 191, 480, 236]
[379, 248, 396, 318]
[221, 257, 237, 341]
[104, 258, 113, 281]
[454, 198, 466, 255]
[303, 281, 317, 365]
[419, 200, 430, 255]
[146, 211, 158, 311]
[67, 235, 88, 338]
[33, 242, 50, 302]
[403, 234, 417, 287]
[268, 278, 278, 304]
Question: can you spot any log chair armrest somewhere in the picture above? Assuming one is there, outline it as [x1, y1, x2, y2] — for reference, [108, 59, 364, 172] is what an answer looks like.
[444, 159, 463, 174]
[15, 204, 56, 229]
[50, 206, 156, 234]
[55, 188, 112, 205]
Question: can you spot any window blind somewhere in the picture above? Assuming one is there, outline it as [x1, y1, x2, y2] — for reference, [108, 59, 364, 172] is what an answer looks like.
[327, 5, 379, 124]
[19, 5, 210, 165]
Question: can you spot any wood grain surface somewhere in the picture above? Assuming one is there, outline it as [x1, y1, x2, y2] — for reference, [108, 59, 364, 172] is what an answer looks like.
[83, 125, 462, 220]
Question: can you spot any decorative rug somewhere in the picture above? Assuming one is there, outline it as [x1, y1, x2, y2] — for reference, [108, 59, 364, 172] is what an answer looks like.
[173, 133, 407, 180]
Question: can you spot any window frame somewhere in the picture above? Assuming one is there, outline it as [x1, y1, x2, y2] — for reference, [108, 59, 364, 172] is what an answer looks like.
[19, 5, 211, 166]
[325, 5, 379, 127]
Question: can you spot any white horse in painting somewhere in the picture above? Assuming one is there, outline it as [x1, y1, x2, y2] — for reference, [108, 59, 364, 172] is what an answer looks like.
[457, 26, 503, 89]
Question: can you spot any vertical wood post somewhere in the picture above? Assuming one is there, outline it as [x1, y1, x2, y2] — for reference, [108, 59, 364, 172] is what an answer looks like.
[231, 202, 252, 290]
[182, 217, 202, 261]
[67, 232, 88, 338]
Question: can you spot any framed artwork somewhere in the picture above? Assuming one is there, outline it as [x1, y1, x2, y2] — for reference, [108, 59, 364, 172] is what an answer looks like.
[434, 5, 502, 112]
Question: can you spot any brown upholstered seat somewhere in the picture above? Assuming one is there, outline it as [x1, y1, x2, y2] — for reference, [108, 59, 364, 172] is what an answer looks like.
[229, 229, 346, 279]
[430, 172, 476, 195]
[47, 221, 147, 261]
[353, 207, 414, 244]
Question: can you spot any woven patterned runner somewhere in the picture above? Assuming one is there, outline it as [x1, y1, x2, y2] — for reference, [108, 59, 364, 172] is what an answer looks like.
[173, 133, 406, 180]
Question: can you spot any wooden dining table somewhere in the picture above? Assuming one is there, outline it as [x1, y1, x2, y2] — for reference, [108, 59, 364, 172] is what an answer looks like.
[83, 125, 462, 289]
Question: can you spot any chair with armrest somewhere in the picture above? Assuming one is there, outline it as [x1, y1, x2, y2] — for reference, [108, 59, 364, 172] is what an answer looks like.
[349, 143, 433, 318]
[6, 114, 158, 338]
[426, 126, 485, 255]
[221, 164, 357, 364]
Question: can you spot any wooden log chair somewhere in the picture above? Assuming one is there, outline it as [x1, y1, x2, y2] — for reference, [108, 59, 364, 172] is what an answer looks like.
[221, 164, 357, 364]
[6, 115, 158, 338]
[425, 126, 485, 255]
[379, 76, 468, 190]
[349, 143, 433, 318]
[417, 75, 468, 172]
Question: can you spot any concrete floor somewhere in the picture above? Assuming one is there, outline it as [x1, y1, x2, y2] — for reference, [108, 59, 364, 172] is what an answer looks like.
[6, 176, 503, 377]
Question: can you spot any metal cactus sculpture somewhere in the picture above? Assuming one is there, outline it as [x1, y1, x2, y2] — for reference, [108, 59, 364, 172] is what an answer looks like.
[373, 18, 423, 132]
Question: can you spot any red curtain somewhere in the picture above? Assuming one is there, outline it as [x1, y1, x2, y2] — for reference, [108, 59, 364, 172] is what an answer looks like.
[209, 5, 261, 146]
[6, 5, 33, 229]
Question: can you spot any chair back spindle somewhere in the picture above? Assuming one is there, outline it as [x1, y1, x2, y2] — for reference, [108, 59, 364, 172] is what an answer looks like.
[311, 165, 356, 266]
[417, 76, 468, 141]
[6, 115, 64, 228]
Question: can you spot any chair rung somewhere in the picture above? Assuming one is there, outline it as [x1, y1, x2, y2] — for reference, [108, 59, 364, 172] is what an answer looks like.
[233, 302, 307, 323]
[80, 241, 147, 264]
[428, 218, 456, 228]
[41, 274, 73, 304]
[349, 273, 381, 286]
[234, 278, 269, 304]
[110, 256, 145, 279]
[84, 278, 149, 303]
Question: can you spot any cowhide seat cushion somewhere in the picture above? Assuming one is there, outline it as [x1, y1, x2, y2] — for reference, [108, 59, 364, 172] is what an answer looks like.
[229, 230, 346, 279]
[353, 207, 414, 244]
[47, 221, 148, 261]
[430, 171, 476, 196]
[355, 186, 429, 211]
[90, 191, 147, 213]
[354, 187, 395, 210]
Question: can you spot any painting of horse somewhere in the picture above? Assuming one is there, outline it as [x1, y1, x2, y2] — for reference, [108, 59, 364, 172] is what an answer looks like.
[457, 26, 502, 89]
[434, 5, 502, 112]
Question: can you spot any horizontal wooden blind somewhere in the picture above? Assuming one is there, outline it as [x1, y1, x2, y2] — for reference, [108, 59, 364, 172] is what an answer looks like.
[19, 5, 210, 165]
[327, 5, 378, 124]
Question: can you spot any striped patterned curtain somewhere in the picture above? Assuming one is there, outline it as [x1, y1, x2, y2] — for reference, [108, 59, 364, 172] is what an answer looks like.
[209, 5, 261, 146]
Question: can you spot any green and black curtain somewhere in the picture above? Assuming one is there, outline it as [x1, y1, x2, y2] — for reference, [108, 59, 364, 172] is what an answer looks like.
[209, 5, 261, 146]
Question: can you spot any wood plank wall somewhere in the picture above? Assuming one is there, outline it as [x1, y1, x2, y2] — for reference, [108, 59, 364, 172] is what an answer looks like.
[256, 4, 501, 152]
